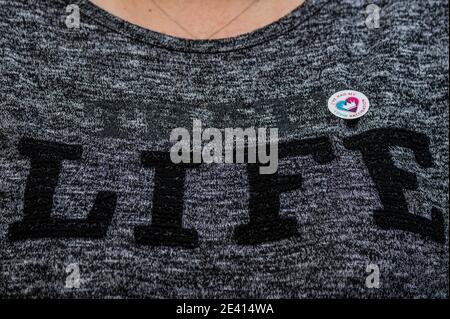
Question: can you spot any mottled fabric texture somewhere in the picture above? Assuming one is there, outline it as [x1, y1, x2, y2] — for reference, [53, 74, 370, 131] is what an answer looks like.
[0, 0, 448, 298]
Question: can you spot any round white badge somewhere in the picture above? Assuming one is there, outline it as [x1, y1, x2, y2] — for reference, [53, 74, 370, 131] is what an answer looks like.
[327, 90, 370, 119]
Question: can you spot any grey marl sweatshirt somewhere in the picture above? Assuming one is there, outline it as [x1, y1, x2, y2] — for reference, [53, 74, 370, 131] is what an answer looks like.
[0, 0, 448, 298]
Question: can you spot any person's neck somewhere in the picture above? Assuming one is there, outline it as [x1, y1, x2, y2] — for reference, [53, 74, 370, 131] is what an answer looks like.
[89, 0, 306, 40]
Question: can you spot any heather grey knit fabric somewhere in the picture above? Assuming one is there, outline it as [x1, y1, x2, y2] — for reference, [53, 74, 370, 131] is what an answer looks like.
[0, 0, 448, 298]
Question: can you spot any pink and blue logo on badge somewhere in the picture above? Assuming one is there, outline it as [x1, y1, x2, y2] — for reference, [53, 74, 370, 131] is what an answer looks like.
[336, 96, 359, 112]
[328, 90, 370, 119]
